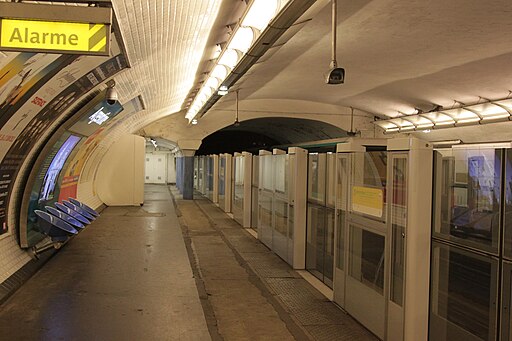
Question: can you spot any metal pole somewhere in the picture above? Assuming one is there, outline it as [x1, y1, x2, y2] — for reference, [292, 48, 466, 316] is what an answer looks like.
[331, 0, 337, 68]
[235, 90, 240, 126]
[30, 241, 63, 260]
[350, 107, 354, 133]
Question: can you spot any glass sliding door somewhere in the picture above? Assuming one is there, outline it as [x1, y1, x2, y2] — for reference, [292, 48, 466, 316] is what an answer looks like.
[307, 204, 326, 280]
[273, 154, 289, 261]
[430, 242, 498, 341]
[194, 157, 198, 189]
[387, 153, 408, 341]
[306, 153, 335, 287]
[258, 154, 273, 248]
[324, 207, 335, 287]
[433, 148, 501, 253]
[503, 149, 512, 259]
[325, 153, 336, 287]
[233, 155, 244, 225]
[346, 222, 386, 338]
[333, 154, 349, 307]
[306, 153, 326, 282]
[501, 261, 512, 341]
[349, 225, 385, 295]
[345, 151, 387, 339]
[502, 150, 512, 341]
[206, 156, 214, 201]
[198, 156, 204, 195]
[273, 198, 289, 261]
[251, 156, 259, 230]
[431, 147, 503, 341]
[219, 156, 226, 210]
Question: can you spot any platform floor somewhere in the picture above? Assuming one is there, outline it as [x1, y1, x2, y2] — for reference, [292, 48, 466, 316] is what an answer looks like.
[0, 185, 377, 340]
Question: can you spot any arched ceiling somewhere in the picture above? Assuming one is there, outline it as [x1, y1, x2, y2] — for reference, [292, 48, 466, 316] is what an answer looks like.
[143, 0, 512, 145]
[3, 0, 512, 147]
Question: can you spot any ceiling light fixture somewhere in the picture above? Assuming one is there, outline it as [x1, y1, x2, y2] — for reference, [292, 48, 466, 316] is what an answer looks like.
[184, 0, 315, 123]
[374, 97, 512, 134]
[218, 85, 228, 96]
[213, 44, 222, 59]
[185, 0, 286, 123]
[432, 139, 462, 148]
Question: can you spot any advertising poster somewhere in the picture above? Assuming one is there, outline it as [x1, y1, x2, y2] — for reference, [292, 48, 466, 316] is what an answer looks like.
[0, 55, 88, 163]
[0, 52, 76, 128]
[39, 134, 81, 202]
[59, 128, 104, 201]
[0, 53, 128, 235]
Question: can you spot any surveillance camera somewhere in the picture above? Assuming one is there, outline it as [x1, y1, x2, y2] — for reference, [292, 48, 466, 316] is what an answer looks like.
[105, 87, 118, 105]
[326, 67, 345, 85]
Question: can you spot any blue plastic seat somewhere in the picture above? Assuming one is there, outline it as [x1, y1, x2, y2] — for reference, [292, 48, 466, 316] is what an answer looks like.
[69, 198, 99, 217]
[34, 210, 78, 241]
[55, 202, 91, 225]
[45, 206, 85, 230]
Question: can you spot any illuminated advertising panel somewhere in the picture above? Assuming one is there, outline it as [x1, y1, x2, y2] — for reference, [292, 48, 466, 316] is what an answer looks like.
[39, 134, 81, 202]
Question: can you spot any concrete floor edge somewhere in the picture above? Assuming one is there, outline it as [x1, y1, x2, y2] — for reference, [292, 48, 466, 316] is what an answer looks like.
[168, 187, 225, 341]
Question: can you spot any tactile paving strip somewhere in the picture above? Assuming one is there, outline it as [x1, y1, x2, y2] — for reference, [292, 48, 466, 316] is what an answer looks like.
[242, 253, 300, 279]
[265, 278, 323, 298]
[290, 302, 349, 326]
[222, 230, 271, 253]
[305, 324, 379, 341]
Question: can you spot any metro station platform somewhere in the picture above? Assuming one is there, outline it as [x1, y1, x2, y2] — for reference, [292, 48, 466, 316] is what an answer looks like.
[0, 184, 376, 341]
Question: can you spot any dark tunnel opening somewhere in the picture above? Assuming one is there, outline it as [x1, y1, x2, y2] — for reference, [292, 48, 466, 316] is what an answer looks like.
[196, 130, 280, 155]
[196, 117, 348, 155]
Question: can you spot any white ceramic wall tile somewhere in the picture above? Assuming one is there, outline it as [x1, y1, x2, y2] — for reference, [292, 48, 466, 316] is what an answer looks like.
[0, 235, 31, 284]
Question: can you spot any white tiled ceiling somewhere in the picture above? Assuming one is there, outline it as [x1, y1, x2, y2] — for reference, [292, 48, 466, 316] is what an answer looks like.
[93, 0, 225, 153]
[111, 0, 222, 123]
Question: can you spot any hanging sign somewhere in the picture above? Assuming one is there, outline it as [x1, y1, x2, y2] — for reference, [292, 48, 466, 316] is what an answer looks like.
[0, 3, 111, 56]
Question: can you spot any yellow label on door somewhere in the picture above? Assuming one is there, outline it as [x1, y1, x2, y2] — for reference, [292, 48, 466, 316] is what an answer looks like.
[352, 186, 384, 217]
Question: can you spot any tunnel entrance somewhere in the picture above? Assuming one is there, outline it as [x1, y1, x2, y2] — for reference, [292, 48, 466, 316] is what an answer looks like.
[196, 117, 347, 155]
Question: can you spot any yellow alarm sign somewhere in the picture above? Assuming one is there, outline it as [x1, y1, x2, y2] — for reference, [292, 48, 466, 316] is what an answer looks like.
[1, 19, 107, 55]
[0, 2, 111, 56]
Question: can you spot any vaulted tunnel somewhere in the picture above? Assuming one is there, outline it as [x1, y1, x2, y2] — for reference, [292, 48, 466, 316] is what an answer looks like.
[196, 117, 348, 155]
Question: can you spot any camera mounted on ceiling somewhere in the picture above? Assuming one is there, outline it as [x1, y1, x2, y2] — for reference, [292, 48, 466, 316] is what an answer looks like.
[326, 0, 345, 85]
[105, 79, 118, 105]
[326, 61, 345, 85]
